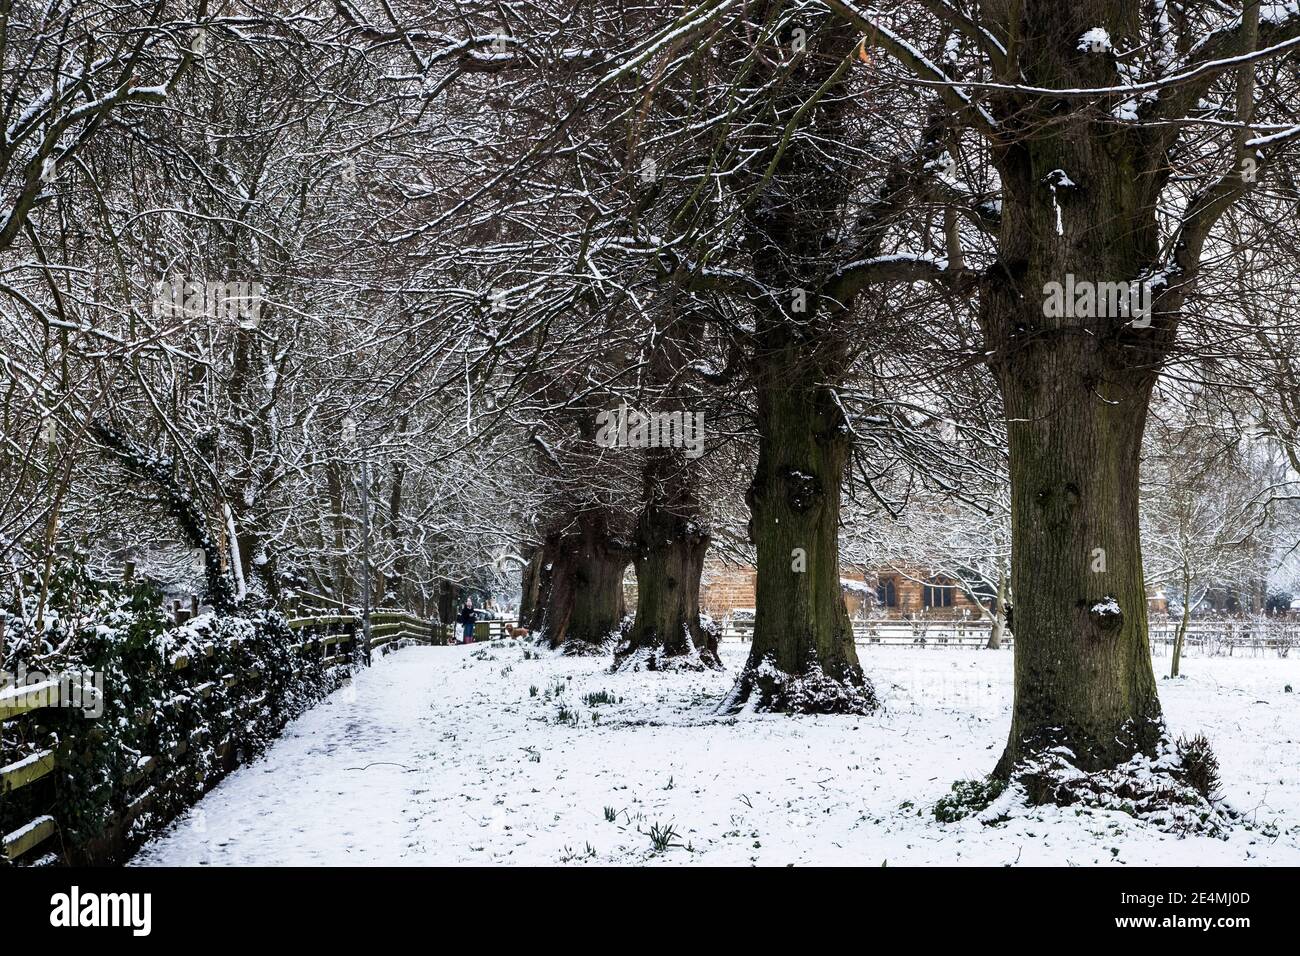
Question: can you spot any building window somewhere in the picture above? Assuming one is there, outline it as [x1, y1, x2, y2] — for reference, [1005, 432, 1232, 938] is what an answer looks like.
[923, 580, 953, 608]
[876, 579, 897, 608]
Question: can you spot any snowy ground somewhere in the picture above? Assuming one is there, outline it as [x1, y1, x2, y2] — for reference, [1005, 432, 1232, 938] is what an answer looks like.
[131, 639, 1300, 866]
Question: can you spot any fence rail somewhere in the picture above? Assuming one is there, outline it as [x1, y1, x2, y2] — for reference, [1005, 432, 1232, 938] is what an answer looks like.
[285, 608, 435, 654]
[850, 621, 1006, 647]
[715, 619, 1006, 646]
[1146, 620, 1298, 656]
[715, 617, 1300, 655]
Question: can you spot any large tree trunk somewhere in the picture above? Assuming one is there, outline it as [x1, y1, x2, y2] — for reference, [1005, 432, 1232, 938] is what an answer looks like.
[615, 452, 718, 671]
[978, 1, 1176, 777]
[538, 512, 629, 652]
[990, 342, 1162, 776]
[725, 367, 874, 713]
[722, 13, 875, 714]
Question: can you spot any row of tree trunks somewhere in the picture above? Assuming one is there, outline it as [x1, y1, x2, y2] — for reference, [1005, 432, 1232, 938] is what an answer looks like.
[515, 369, 866, 688]
[539, 9, 874, 701]
[548, 365, 868, 701]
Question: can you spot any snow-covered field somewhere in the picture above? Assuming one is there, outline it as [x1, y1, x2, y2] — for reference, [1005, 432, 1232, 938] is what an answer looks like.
[131, 639, 1300, 866]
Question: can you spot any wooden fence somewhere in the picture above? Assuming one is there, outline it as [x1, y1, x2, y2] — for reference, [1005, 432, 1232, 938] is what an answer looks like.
[0, 605, 433, 865]
[1146, 619, 1297, 656]
[715, 618, 1006, 646]
[441, 618, 522, 643]
[716, 616, 1298, 655]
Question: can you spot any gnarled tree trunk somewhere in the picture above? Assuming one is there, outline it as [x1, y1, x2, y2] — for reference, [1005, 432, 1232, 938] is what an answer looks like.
[518, 546, 544, 631]
[538, 511, 629, 652]
[615, 450, 718, 671]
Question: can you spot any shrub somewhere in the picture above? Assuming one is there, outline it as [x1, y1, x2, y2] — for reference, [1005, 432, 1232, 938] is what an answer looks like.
[933, 778, 1006, 823]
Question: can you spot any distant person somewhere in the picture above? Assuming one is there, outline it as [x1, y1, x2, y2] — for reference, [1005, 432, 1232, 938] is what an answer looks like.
[457, 599, 476, 644]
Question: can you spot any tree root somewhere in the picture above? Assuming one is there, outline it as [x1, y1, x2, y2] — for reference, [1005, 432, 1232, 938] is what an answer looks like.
[940, 730, 1237, 837]
[719, 656, 878, 715]
[611, 644, 723, 673]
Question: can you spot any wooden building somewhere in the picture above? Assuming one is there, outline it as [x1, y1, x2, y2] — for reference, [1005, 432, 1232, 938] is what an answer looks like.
[690, 558, 989, 621]
[840, 565, 989, 619]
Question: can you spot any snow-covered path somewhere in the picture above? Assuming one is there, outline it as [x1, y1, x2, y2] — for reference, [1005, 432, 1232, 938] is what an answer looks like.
[131, 640, 1300, 866]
